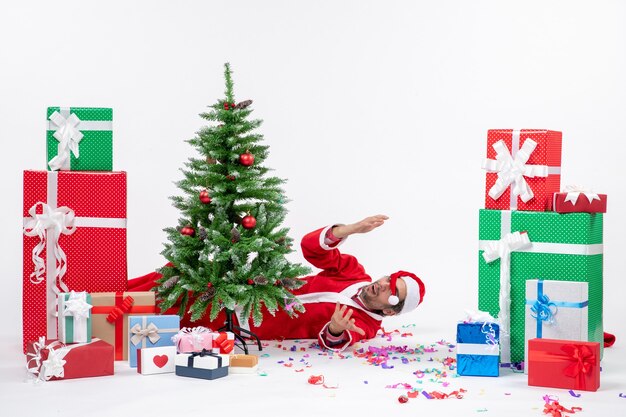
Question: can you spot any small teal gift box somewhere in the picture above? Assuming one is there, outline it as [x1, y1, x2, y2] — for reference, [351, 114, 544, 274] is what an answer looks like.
[128, 315, 180, 368]
[57, 291, 93, 343]
[456, 322, 500, 377]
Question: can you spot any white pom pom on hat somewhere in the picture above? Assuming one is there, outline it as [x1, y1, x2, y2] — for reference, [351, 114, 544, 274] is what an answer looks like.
[387, 270, 426, 314]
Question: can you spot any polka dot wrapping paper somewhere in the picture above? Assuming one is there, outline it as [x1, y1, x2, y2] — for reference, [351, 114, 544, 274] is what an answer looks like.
[477, 209, 603, 364]
[484, 129, 562, 211]
[22, 170, 128, 353]
[46, 107, 113, 171]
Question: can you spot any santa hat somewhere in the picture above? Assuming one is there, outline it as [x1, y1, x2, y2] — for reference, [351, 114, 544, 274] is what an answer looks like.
[388, 270, 425, 315]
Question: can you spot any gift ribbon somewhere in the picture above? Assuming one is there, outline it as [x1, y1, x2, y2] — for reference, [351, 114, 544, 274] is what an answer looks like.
[172, 327, 212, 351]
[47, 108, 113, 171]
[482, 130, 559, 210]
[48, 109, 84, 171]
[480, 227, 531, 363]
[563, 185, 600, 206]
[526, 280, 589, 338]
[26, 337, 100, 382]
[22, 172, 127, 339]
[130, 317, 178, 348]
[213, 332, 234, 353]
[530, 343, 596, 390]
[61, 291, 92, 343]
[188, 349, 222, 368]
[91, 293, 155, 360]
[478, 210, 603, 363]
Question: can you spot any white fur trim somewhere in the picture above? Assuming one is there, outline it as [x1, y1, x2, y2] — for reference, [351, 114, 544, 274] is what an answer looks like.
[318, 322, 352, 352]
[319, 225, 348, 250]
[399, 276, 421, 315]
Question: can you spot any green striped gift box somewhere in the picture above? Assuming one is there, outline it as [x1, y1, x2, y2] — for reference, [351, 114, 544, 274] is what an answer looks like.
[477, 209, 603, 364]
[57, 291, 93, 344]
[46, 107, 113, 171]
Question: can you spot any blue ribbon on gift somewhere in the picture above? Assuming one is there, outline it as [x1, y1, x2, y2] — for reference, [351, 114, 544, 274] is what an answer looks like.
[525, 280, 588, 338]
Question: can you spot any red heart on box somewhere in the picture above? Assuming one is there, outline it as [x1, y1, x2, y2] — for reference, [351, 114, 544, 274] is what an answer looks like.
[153, 355, 169, 368]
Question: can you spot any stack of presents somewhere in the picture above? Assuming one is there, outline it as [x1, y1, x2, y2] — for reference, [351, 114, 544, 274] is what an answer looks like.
[456, 129, 607, 392]
[22, 107, 257, 382]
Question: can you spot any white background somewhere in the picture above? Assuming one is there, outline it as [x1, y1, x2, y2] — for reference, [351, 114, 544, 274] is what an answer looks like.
[1, 1, 624, 416]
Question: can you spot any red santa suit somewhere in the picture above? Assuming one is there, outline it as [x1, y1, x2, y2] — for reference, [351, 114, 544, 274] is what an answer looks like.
[128, 225, 423, 352]
[238, 225, 385, 351]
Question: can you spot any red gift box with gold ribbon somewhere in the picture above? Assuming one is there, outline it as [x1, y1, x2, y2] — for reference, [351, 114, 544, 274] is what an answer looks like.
[91, 291, 156, 360]
[527, 338, 600, 391]
[22, 170, 128, 353]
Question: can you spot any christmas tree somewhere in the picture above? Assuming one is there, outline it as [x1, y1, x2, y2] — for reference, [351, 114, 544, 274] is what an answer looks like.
[157, 63, 309, 327]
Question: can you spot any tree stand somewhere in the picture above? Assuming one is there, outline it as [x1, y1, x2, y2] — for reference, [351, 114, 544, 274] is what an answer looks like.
[218, 310, 262, 354]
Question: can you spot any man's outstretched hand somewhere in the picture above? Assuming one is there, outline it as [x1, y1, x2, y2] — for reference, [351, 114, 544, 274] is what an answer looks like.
[328, 302, 366, 336]
[332, 214, 389, 239]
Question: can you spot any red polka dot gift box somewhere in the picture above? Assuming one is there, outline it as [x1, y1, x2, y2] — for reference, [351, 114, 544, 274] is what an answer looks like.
[22, 170, 128, 353]
[482, 129, 562, 212]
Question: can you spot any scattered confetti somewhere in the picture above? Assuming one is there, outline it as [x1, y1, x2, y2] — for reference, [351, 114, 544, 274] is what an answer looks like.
[543, 400, 582, 416]
[619, 393, 626, 398]
[398, 395, 409, 404]
[476, 409, 488, 413]
[422, 391, 432, 399]
[407, 390, 419, 398]
[568, 390, 581, 398]
[364, 381, 368, 384]
[385, 382, 412, 389]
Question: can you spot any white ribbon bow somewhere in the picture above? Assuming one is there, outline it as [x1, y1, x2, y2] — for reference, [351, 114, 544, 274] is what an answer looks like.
[482, 138, 549, 204]
[130, 323, 161, 346]
[563, 185, 600, 205]
[463, 309, 498, 324]
[26, 337, 68, 382]
[23, 202, 76, 288]
[48, 110, 84, 171]
[63, 291, 92, 319]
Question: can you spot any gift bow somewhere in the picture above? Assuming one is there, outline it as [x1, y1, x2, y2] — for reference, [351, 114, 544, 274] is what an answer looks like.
[563, 185, 600, 205]
[26, 337, 68, 382]
[23, 202, 76, 288]
[481, 231, 531, 263]
[214, 332, 234, 353]
[543, 400, 582, 417]
[482, 138, 549, 203]
[530, 293, 557, 325]
[106, 295, 135, 323]
[63, 291, 92, 319]
[172, 327, 211, 349]
[48, 110, 84, 171]
[130, 322, 161, 346]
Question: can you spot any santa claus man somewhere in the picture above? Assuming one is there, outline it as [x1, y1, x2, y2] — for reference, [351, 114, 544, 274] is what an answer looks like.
[129, 214, 425, 352]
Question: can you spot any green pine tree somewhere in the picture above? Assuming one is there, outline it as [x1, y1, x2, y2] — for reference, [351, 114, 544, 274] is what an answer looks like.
[156, 63, 310, 326]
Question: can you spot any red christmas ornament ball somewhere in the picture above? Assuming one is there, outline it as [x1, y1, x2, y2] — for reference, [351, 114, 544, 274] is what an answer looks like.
[247, 279, 254, 285]
[226, 174, 236, 181]
[181, 225, 195, 237]
[199, 190, 212, 204]
[207, 282, 213, 289]
[398, 395, 409, 404]
[239, 152, 255, 166]
[242, 215, 257, 229]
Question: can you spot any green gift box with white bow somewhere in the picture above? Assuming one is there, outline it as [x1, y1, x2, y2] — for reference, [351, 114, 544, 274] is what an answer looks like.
[477, 209, 603, 364]
[57, 291, 93, 344]
[46, 107, 113, 171]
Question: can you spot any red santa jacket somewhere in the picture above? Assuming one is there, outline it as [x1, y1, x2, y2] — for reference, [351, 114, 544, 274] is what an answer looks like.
[239, 225, 384, 351]
[128, 225, 384, 352]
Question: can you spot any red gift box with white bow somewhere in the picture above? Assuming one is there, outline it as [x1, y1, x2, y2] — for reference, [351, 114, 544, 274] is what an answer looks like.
[553, 187, 607, 213]
[26, 338, 114, 382]
[482, 129, 562, 211]
[527, 338, 600, 391]
[22, 170, 128, 353]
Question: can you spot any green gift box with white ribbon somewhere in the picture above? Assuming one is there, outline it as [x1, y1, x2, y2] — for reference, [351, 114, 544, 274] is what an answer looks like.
[478, 209, 603, 364]
[46, 107, 113, 171]
[57, 291, 93, 344]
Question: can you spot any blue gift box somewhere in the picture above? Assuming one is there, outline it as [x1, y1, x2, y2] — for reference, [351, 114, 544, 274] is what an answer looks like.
[456, 322, 500, 377]
[128, 315, 180, 368]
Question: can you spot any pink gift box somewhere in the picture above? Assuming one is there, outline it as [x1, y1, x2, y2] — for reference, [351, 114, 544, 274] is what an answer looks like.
[172, 327, 215, 353]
